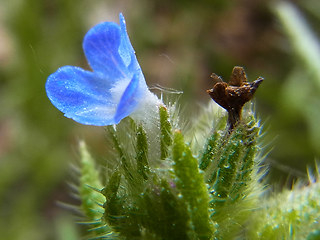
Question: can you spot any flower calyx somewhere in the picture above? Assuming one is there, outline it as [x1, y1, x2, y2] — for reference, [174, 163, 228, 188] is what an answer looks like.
[207, 66, 263, 130]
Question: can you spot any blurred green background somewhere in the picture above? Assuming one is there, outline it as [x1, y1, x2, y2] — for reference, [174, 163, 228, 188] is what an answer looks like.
[1, 0, 320, 239]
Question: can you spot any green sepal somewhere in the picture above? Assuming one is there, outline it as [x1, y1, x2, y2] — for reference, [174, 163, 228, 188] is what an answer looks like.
[140, 179, 191, 240]
[199, 130, 222, 171]
[106, 124, 134, 181]
[101, 170, 122, 227]
[79, 141, 105, 220]
[172, 130, 214, 240]
[136, 124, 150, 180]
[199, 117, 261, 239]
[79, 141, 115, 238]
[246, 170, 320, 240]
[159, 105, 173, 160]
[101, 170, 137, 239]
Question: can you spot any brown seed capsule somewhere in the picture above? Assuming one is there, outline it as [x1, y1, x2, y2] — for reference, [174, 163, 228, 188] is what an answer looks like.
[207, 66, 263, 130]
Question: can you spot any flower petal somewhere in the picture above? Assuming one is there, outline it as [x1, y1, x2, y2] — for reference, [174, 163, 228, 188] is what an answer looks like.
[114, 73, 143, 123]
[118, 13, 145, 77]
[46, 14, 161, 127]
[46, 66, 118, 125]
[118, 13, 135, 67]
[83, 21, 129, 80]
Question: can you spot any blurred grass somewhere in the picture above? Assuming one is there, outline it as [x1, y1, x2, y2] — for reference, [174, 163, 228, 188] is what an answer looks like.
[0, 0, 320, 238]
[0, 0, 87, 238]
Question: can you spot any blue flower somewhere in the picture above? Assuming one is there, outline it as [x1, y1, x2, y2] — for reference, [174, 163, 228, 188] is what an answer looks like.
[46, 13, 159, 126]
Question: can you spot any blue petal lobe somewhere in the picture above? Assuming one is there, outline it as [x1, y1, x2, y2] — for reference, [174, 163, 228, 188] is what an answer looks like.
[114, 73, 142, 123]
[46, 66, 117, 126]
[119, 13, 136, 68]
[83, 22, 128, 80]
[118, 14, 149, 95]
[119, 13, 135, 54]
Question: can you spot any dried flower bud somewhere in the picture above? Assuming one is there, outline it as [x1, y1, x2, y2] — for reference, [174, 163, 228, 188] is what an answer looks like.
[207, 66, 263, 129]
